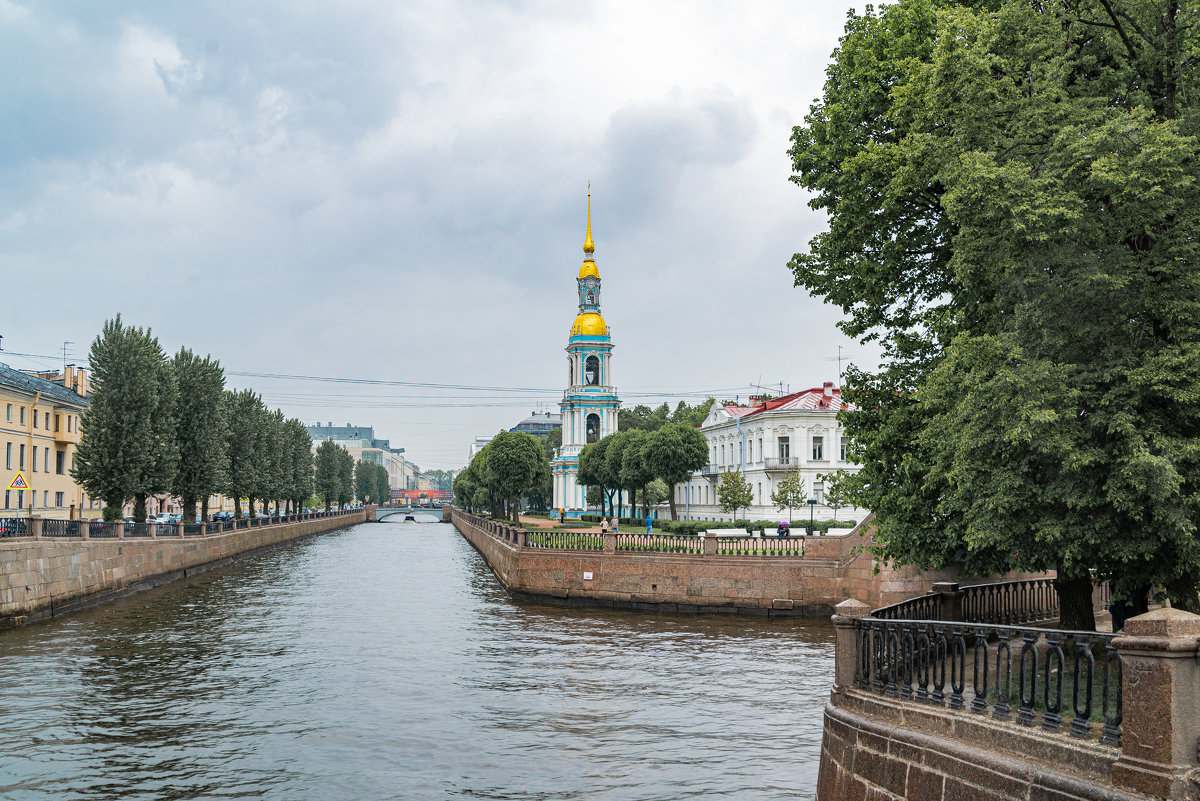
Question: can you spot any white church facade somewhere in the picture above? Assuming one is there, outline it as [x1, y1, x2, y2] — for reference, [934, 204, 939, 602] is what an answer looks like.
[551, 193, 620, 515]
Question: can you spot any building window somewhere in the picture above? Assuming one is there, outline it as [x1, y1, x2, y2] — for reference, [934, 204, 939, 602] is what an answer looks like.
[585, 355, 600, 385]
[5, 442, 9, 469]
[4, 404, 10, 422]
[55, 492, 63, 508]
[813, 436, 824, 461]
[3, 490, 8, 509]
[56, 450, 64, 474]
[778, 437, 790, 460]
[19, 407, 25, 425]
[758, 438, 763, 463]
[585, 413, 600, 444]
[840, 438, 848, 461]
[757, 483, 762, 504]
[32, 411, 37, 429]
[44, 412, 50, 429]
[19, 444, 25, 469]
[720, 444, 725, 465]
[44, 447, 49, 472]
[43, 491, 48, 507]
[54, 414, 60, 432]
[16, 490, 23, 509]
[31, 448, 36, 472]
[814, 480, 824, 504]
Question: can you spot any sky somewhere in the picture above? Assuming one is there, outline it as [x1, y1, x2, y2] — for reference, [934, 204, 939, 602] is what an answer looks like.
[0, 0, 881, 470]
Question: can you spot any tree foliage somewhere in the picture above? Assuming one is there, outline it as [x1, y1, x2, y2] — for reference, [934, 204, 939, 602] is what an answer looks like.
[790, 0, 1200, 626]
[771, 467, 807, 523]
[643, 422, 710, 520]
[716, 469, 753, 518]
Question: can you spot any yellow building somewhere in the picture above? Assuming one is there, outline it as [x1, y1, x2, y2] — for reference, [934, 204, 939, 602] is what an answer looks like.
[0, 364, 94, 520]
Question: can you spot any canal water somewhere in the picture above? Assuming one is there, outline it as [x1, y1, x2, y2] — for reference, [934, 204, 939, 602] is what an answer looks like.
[0, 522, 834, 800]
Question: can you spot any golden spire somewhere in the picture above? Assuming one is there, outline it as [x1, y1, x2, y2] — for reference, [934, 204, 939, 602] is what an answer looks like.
[583, 184, 595, 255]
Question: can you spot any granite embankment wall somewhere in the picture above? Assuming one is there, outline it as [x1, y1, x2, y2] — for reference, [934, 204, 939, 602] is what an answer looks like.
[0, 507, 374, 627]
[447, 507, 1029, 615]
[817, 601, 1200, 801]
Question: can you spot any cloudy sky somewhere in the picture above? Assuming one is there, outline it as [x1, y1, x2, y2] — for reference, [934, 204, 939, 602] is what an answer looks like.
[0, 1, 880, 470]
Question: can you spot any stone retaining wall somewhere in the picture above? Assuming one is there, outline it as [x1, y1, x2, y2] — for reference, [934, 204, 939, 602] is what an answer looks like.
[0, 507, 373, 627]
[447, 507, 1032, 615]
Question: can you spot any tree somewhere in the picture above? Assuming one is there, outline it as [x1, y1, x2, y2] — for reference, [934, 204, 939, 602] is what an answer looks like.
[716, 469, 753, 521]
[577, 437, 615, 517]
[819, 470, 849, 521]
[771, 467, 807, 524]
[314, 440, 343, 513]
[789, 0, 1200, 629]
[604, 431, 632, 518]
[168, 348, 226, 523]
[670, 398, 716, 429]
[619, 403, 670, 432]
[374, 463, 391, 507]
[619, 430, 654, 517]
[285, 418, 313, 513]
[355, 460, 375, 505]
[73, 316, 177, 522]
[481, 430, 546, 523]
[336, 448, 354, 509]
[643, 422, 709, 520]
[644, 478, 669, 511]
[224, 389, 264, 518]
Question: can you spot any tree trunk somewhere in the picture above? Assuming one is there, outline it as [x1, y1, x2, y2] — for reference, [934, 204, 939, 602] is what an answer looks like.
[133, 493, 147, 523]
[201, 496, 210, 522]
[234, 498, 242, 519]
[668, 485, 678, 521]
[248, 498, 256, 517]
[1055, 574, 1096, 632]
[183, 496, 197, 524]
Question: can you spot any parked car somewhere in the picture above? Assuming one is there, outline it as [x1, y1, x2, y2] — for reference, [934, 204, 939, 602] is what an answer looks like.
[211, 511, 234, 522]
[150, 513, 173, 525]
[0, 519, 28, 536]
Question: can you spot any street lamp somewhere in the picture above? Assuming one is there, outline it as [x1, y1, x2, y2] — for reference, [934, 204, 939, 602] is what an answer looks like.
[807, 498, 818, 535]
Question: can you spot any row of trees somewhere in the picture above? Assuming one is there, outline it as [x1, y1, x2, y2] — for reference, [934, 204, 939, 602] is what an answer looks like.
[452, 430, 549, 522]
[713, 466, 850, 523]
[577, 422, 708, 520]
[789, 0, 1200, 628]
[74, 316, 353, 522]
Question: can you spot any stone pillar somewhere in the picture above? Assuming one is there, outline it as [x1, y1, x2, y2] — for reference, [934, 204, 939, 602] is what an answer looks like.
[929, 580, 963, 621]
[702, 532, 716, 556]
[79, 520, 89, 539]
[176, 522, 185, 538]
[115, 522, 125, 540]
[515, 529, 526, 548]
[1111, 609, 1200, 799]
[604, 533, 616, 554]
[30, 516, 42, 539]
[831, 599, 871, 694]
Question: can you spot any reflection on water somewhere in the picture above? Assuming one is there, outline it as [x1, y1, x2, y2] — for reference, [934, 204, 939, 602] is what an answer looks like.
[0, 522, 834, 800]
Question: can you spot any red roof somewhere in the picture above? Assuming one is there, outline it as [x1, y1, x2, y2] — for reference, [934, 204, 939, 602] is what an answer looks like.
[723, 384, 850, 419]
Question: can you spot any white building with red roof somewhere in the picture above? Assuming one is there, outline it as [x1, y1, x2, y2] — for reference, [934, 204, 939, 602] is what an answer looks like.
[678, 381, 867, 523]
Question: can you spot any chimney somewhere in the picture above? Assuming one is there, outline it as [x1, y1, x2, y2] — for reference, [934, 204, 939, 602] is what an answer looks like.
[76, 368, 89, 397]
[748, 395, 765, 407]
[823, 381, 834, 398]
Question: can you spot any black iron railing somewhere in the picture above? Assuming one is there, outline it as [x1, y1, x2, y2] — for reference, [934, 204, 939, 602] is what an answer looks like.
[961, 579, 1059, 624]
[526, 531, 602, 550]
[124, 523, 153, 538]
[0, 517, 29, 537]
[853, 617, 1122, 746]
[873, 593, 946, 621]
[184, 523, 205, 537]
[715, 536, 804, 556]
[617, 533, 702, 553]
[42, 519, 80, 538]
[88, 521, 118, 538]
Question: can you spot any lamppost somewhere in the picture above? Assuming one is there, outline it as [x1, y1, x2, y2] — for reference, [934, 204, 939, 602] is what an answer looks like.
[807, 498, 818, 535]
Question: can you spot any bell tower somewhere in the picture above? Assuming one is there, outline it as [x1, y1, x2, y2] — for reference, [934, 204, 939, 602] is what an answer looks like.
[552, 190, 620, 515]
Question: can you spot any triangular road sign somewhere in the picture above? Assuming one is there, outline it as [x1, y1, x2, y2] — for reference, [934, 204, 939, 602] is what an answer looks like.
[8, 471, 29, 491]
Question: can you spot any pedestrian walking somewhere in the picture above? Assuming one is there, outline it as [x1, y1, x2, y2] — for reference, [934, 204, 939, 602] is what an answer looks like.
[645, 514, 653, 535]
[600, 517, 609, 534]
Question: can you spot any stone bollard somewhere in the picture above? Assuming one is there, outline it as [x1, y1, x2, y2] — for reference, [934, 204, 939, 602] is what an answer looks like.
[115, 522, 125, 539]
[30, 515, 43, 539]
[1111, 609, 1200, 799]
[604, 533, 616, 554]
[831, 599, 872, 694]
[176, 522, 185, 538]
[702, 531, 716, 556]
[929, 580, 964, 621]
[79, 520, 89, 539]
[515, 529, 526, 548]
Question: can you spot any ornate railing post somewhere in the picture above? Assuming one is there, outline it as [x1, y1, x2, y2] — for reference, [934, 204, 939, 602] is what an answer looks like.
[1111, 609, 1200, 799]
[832, 599, 871, 694]
[929, 581, 962, 621]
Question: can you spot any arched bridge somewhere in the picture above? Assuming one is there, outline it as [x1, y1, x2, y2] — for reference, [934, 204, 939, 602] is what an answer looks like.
[377, 506, 444, 522]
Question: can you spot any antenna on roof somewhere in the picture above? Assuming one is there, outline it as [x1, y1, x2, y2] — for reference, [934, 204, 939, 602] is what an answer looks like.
[823, 345, 854, 384]
[62, 341, 73, 375]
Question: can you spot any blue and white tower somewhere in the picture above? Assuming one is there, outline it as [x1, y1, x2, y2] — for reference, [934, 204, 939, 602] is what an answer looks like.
[552, 191, 619, 514]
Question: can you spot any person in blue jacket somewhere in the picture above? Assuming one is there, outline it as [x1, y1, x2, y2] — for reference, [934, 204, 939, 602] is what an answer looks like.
[645, 513, 653, 535]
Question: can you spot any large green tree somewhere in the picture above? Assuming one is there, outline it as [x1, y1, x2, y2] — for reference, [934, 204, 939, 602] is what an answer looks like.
[169, 348, 227, 523]
[284, 418, 313, 513]
[482, 430, 547, 523]
[313, 439, 343, 512]
[225, 389, 265, 518]
[790, 0, 1200, 627]
[644, 422, 709, 520]
[716, 469, 753, 521]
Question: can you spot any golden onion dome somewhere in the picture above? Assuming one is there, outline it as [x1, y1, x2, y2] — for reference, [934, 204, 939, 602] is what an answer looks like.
[578, 259, 600, 280]
[570, 312, 608, 337]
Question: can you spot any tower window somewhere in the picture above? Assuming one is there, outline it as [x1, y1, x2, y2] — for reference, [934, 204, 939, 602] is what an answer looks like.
[586, 413, 600, 443]
[585, 355, 600, 385]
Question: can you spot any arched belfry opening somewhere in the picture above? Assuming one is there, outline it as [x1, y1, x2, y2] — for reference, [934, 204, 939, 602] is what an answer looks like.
[586, 413, 600, 443]
[585, 355, 600, 385]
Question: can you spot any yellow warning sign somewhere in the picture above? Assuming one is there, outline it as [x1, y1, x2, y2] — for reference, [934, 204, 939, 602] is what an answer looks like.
[7, 471, 29, 491]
